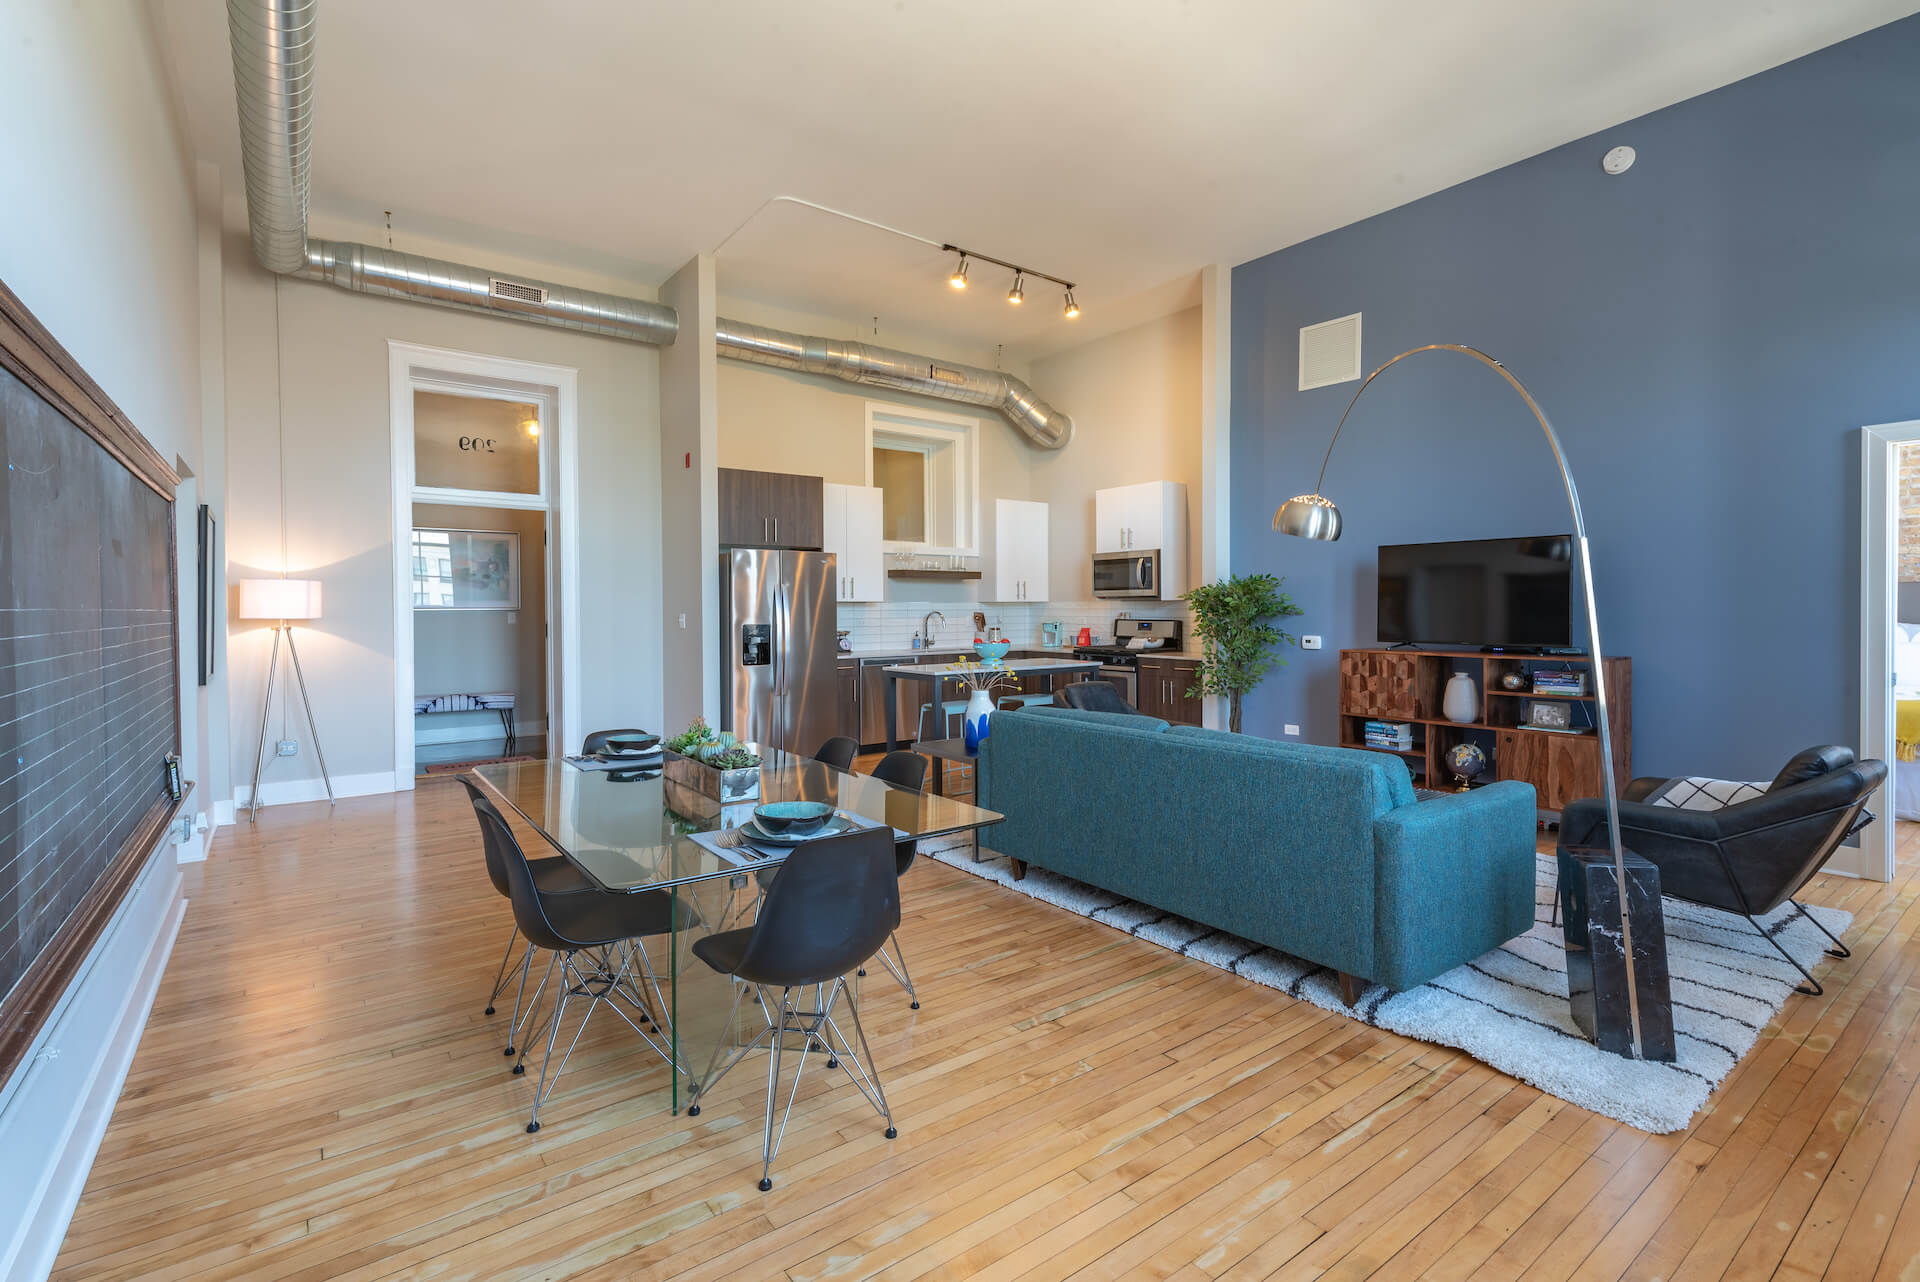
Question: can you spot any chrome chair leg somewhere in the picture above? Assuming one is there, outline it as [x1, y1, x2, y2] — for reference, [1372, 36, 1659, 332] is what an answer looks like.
[484, 924, 521, 1015]
[874, 932, 919, 1010]
[503, 943, 536, 1056]
[511, 952, 559, 1074]
[759, 987, 788, 1192]
[524, 968, 573, 1134]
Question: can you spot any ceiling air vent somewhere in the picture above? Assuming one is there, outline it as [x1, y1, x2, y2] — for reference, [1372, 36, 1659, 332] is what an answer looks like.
[1298, 312, 1362, 390]
[489, 277, 548, 305]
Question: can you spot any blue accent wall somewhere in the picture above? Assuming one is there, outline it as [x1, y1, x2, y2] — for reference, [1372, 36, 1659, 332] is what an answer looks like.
[1230, 16, 1920, 780]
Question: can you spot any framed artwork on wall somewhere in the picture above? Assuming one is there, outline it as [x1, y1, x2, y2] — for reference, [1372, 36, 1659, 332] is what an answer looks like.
[412, 527, 521, 610]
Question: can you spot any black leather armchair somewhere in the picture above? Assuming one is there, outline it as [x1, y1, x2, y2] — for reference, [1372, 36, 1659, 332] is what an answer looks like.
[1057, 681, 1140, 715]
[1559, 746, 1885, 995]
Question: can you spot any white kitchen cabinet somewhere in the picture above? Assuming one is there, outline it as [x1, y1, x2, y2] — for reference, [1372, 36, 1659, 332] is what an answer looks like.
[823, 482, 885, 602]
[991, 499, 1050, 603]
[1093, 481, 1189, 597]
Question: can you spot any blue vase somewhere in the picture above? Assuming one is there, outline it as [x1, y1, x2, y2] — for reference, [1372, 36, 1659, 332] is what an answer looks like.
[962, 689, 994, 756]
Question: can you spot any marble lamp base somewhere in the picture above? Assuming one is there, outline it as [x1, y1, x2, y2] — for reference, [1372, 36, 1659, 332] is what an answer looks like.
[1557, 844, 1678, 1062]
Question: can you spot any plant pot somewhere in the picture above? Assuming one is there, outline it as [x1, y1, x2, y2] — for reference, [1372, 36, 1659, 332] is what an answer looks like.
[663, 747, 761, 803]
[962, 689, 994, 757]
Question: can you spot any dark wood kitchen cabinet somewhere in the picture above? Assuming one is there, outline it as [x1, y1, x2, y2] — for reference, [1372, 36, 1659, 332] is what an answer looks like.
[718, 467, 823, 549]
[1137, 656, 1204, 726]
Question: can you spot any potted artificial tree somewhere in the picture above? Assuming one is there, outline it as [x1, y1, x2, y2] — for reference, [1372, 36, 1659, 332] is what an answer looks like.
[1182, 573, 1302, 733]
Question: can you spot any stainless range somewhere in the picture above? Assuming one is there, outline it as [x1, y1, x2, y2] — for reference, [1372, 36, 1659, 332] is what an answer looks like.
[1072, 617, 1183, 708]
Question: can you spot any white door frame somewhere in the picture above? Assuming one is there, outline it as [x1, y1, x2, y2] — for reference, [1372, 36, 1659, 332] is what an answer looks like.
[389, 341, 582, 787]
[1855, 419, 1920, 882]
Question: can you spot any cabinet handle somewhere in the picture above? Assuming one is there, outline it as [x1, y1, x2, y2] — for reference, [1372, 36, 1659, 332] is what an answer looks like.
[773, 516, 779, 544]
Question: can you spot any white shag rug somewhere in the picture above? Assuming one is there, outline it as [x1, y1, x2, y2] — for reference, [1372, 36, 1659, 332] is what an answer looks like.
[922, 840, 1851, 1133]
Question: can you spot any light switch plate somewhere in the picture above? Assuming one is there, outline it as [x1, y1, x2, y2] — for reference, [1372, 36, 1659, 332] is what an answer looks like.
[1284, 724, 1301, 736]
[276, 740, 297, 757]
[1301, 635, 1322, 650]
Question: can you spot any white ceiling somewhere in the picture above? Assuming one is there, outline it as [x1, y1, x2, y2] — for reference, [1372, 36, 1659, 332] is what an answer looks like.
[154, 0, 1917, 358]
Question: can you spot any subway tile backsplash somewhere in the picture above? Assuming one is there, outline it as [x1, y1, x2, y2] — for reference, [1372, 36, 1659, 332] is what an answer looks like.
[836, 599, 1193, 651]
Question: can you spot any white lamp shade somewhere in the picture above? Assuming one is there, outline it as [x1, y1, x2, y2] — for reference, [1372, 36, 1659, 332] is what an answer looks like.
[238, 578, 323, 621]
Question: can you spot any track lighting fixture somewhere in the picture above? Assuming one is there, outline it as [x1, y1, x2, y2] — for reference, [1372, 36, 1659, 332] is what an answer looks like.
[938, 242, 1076, 321]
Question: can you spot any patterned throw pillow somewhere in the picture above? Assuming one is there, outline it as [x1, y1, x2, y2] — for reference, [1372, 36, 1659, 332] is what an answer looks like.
[1643, 777, 1769, 811]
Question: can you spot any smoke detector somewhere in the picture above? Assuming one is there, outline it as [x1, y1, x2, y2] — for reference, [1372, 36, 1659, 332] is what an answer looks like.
[1602, 146, 1635, 175]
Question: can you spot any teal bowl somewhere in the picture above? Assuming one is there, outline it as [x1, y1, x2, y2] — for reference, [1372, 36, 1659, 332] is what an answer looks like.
[975, 640, 1012, 663]
[752, 800, 834, 835]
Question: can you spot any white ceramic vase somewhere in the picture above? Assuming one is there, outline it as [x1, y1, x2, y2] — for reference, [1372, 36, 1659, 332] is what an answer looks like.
[1443, 672, 1479, 724]
[963, 689, 995, 756]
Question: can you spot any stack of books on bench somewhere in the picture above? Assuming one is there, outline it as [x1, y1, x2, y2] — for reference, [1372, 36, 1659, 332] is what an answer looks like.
[1364, 720, 1414, 751]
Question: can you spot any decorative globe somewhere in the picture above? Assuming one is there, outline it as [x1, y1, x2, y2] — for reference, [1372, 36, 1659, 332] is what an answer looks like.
[1500, 670, 1529, 691]
[1445, 742, 1488, 786]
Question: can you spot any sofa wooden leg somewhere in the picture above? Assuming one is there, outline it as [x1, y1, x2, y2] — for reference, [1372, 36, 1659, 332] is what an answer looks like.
[1011, 859, 1027, 881]
[1337, 972, 1365, 1008]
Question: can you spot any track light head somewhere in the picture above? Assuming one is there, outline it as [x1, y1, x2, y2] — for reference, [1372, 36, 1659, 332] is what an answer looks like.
[1008, 272, 1024, 305]
[1063, 290, 1079, 319]
[949, 255, 969, 289]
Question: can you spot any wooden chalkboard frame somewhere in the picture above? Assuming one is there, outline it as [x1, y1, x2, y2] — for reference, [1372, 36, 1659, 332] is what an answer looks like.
[0, 278, 186, 1090]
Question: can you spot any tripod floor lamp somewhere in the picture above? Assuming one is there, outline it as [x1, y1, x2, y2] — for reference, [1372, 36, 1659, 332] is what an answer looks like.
[1274, 343, 1671, 1063]
[240, 577, 334, 822]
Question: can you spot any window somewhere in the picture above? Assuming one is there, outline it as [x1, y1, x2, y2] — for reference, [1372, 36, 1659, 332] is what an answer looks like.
[865, 404, 979, 555]
[413, 390, 543, 497]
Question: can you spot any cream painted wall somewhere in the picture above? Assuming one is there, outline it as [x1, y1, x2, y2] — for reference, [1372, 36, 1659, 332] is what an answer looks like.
[1029, 307, 1204, 598]
[713, 303, 1203, 613]
[222, 240, 664, 791]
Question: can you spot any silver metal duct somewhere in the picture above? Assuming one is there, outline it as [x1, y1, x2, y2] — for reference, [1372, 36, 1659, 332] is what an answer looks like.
[713, 319, 1074, 450]
[228, 0, 315, 274]
[225, 0, 1070, 438]
[298, 239, 680, 345]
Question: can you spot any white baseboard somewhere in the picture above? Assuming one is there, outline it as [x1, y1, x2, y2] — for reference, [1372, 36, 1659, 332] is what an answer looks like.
[412, 717, 547, 747]
[0, 843, 185, 1282]
[233, 769, 397, 810]
[212, 799, 235, 828]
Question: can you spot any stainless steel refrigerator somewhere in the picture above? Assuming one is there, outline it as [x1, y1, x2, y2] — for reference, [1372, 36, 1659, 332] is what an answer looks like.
[719, 548, 839, 757]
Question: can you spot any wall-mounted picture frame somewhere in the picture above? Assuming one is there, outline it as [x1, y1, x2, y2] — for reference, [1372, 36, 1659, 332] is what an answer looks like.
[197, 503, 217, 685]
[412, 527, 520, 610]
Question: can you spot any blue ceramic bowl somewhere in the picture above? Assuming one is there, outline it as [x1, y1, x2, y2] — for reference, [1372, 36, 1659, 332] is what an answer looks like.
[975, 640, 1012, 663]
[751, 800, 835, 835]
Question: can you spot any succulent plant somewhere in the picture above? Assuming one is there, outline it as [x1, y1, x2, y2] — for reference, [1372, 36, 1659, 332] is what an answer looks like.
[701, 747, 761, 771]
[665, 716, 717, 755]
[693, 731, 738, 763]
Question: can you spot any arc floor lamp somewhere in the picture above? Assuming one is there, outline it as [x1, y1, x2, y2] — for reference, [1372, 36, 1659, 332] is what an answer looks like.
[1275, 343, 1663, 1061]
[239, 576, 334, 822]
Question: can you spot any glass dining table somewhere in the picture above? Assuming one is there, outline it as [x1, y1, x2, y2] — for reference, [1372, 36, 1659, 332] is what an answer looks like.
[470, 748, 1003, 1112]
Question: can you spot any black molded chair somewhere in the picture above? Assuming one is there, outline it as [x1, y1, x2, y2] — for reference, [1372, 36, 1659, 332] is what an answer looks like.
[1559, 746, 1886, 995]
[457, 777, 594, 1057]
[685, 826, 901, 1190]
[1058, 681, 1140, 715]
[582, 727, 653, 755]
[479, 805, 691, 1132]
[860, 750, 927, 1009]
[814, 736, 860, 772]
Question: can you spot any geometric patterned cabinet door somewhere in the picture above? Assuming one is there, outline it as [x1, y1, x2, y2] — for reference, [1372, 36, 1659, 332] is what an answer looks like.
[1338, 651, 1418, 720]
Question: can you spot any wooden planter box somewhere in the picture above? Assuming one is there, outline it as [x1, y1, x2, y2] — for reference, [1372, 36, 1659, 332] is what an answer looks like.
[663, 747, 762, 805]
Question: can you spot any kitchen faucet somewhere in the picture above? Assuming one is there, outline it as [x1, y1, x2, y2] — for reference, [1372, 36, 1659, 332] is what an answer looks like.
[923, 610, 945, 648]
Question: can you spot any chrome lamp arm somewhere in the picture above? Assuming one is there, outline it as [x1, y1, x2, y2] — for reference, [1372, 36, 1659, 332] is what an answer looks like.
[1274, 344, 1640, 1059]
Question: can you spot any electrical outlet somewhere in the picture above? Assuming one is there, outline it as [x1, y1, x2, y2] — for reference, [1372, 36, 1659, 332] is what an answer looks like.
[678, 613, 687, 628]
[1301, 635, 1323, 650]
[276, 740, 298, 758]
[1284, 724, 1301, 736]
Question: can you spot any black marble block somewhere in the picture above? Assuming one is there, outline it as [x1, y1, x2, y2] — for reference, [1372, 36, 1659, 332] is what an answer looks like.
[1558, 844, 1677, 1063]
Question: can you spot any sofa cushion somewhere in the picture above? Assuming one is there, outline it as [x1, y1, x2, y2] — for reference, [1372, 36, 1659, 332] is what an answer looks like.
[1164, 725, 1416, 813]
[1016, 705, 1171, 735]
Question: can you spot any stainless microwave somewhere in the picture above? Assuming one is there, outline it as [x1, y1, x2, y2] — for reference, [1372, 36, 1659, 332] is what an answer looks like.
[1092, 550, 1159, 598]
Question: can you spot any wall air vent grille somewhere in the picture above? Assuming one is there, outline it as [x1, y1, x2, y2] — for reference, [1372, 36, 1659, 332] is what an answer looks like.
[1299, 312, 1363, 390]
[489, 278, 548, 305]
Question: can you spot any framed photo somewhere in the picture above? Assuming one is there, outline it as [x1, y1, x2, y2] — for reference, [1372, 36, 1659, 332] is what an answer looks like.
[412, 527, 520, 610]
[1525, 700, 1572, 730]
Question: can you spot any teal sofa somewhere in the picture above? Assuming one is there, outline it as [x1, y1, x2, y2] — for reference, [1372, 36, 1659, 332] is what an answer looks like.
[975, 706, 1538, 996]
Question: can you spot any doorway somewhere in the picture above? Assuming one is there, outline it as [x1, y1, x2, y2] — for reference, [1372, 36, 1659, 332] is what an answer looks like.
[411, 502, 548, 774]
[388, 342, 582, 788]
[1855, 420, 1920, 882]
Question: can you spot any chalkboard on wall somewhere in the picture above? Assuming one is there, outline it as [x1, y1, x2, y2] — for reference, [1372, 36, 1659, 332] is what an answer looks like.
[0, 280, 183, 1090]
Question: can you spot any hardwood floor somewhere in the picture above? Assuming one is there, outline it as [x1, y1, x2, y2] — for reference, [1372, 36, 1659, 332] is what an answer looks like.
[49, 787, 1920, 1281]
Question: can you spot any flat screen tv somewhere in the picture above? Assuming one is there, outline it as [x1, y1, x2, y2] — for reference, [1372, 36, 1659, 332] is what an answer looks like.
[1377, 535, 1575, 650]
